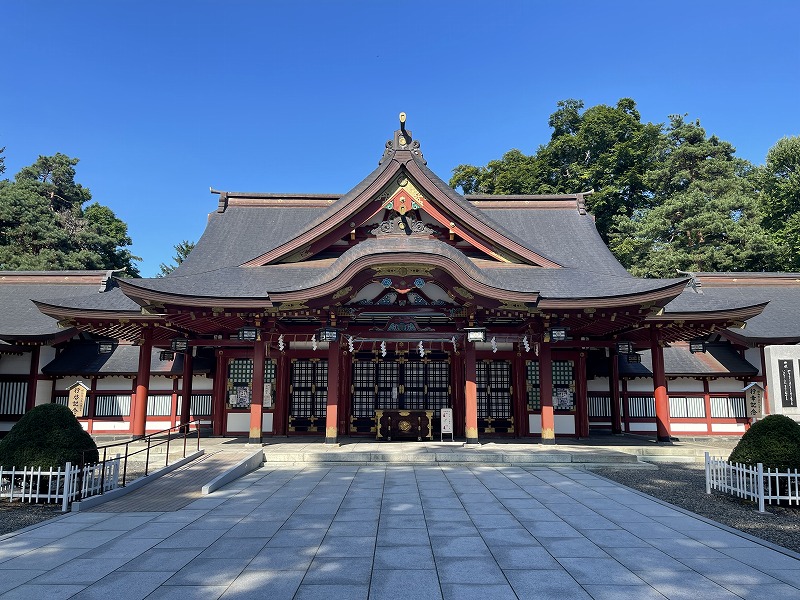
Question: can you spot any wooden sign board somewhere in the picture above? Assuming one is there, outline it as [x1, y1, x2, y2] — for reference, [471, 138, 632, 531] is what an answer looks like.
[67, 381, 89, 417]
[743, 383, 764, 418]
[440, 408, 454, 441]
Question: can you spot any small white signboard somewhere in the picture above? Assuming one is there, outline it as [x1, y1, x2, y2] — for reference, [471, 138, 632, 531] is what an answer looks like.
[67, 381, 89, 417]
[440, 408, 454, 441]
[743, 383, 764, 419]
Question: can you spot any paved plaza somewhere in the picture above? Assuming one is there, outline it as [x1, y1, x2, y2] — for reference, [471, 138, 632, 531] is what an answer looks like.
[1, 463, 800, 599]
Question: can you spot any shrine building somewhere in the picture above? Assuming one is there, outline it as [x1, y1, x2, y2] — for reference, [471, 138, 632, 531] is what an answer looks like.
[2, 116, 795, 444]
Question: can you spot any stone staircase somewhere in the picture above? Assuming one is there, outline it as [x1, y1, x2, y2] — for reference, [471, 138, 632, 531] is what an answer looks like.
[261, 441, 652, 468]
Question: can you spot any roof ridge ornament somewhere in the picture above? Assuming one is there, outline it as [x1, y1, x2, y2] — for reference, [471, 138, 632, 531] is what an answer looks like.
[380, 112, 426, 165]
[677, 270, 703, 294]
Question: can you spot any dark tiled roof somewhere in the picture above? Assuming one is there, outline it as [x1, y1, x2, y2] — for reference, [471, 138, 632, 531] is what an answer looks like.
[113, 237, 686, 302]
[35, 286, 142, 312]
[668, 280, 800, 343]
[619, 343, 758, 378]
[477, 206, 630, 276]
[0, 272, 111, 340]
[41, 343, 213, 376]
[171, 204, 330, 276]
[411, 157, 563, 266]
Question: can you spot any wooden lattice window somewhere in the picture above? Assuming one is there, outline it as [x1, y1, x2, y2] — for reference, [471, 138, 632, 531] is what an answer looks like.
[290, 359, 327, 418]
[477, 360, 512, 419]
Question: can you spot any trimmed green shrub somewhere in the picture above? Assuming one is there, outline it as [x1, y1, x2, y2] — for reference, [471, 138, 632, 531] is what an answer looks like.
[728, 414, 800, 471]
[0, 403, 99, 468]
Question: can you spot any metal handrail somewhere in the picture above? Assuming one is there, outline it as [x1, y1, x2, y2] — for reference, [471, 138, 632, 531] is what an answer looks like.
[81, 419, 203, 490]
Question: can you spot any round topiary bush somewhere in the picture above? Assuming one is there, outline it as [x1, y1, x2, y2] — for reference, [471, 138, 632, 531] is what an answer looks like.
[0, 403, 99, 468]
[728, 414, 800, 471]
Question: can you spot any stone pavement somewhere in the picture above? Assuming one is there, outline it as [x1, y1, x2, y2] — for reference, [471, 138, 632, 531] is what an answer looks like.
[2, 464, 799, 599]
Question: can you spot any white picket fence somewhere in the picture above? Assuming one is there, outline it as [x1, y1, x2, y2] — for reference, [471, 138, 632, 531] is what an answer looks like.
[0, 457, 121, 512]
[705, 452, 800, 513]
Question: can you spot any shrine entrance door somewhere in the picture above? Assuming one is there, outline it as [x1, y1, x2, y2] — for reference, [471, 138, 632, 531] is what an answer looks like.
[350, 352, 451, 435]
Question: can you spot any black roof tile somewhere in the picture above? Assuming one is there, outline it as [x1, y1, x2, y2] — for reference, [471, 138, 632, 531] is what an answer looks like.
[41, 342, 213, 376]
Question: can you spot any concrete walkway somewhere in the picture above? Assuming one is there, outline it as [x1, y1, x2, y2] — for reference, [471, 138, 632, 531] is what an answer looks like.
[1, 462, 799, 599]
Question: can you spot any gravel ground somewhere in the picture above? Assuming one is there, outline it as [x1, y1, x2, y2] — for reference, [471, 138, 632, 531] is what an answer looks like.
[593, 462, 800, 554]
[0, 502, 62, 536]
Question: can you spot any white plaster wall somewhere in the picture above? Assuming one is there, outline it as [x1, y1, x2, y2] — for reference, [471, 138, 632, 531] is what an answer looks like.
[179, 376, 213, 391]
[227, 413, 249, 432]
[35, 380, 53, 406]
[147, 377, 174, 392]
[709, 379, 746, 393]
[671, 423, 709, 433]
[528, 414, 576, 435]
[667, 379, 703, 393]
[262, 413, 274, 433]
[0, 354, 30, 375]
[587, 377, 611, 392]
[55, 377, 95, 392]
[712, 423, 746, 433]
[95, 377, 133, 391]
[625, 378, 655, 392]
[628, 422, 657, 432]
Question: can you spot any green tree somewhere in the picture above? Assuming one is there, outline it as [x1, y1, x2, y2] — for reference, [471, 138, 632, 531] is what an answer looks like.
[157, 240, 195, 277]
[450, 98, 662, 242]
[759, 136, 800, 270]
[609, 116, 778, 276]
[0, 153, 140, 275]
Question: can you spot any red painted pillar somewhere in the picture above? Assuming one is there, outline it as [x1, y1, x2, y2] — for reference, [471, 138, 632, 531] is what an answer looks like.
[26, 346, 40, 411]
[539, 342, 555, 444]
[703, 378, 713, 434]
[339, 348, 352, 437]
[180, 349, 193, 432]
[513, 348, 528, 438]
[212, 351, 225, 436]
[464, 342, 479, 444]
[275, 353, 289, 436]
[650, 326, 671, 442]
[132, 327, 153, 439]
[576, 351, 589, 438]
[250, 340, 265, 444]
[759, 345, 771, 414]
[610, 349, 622, 434]
[325, 339, 341, 444]
[451, 350, 465, 438]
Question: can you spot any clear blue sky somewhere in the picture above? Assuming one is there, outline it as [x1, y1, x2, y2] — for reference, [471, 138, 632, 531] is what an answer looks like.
[2, 1, 799, 277]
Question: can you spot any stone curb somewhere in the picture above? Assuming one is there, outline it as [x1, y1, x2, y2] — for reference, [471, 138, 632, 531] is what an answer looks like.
[201, 449, 265, 494]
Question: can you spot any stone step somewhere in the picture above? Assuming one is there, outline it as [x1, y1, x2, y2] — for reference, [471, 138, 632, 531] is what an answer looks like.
[262, 448, 645, 467]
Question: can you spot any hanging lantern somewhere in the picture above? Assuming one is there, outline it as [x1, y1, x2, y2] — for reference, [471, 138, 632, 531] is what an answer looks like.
[318, 326, 339, 342]
[465, 327, 486, 343]
[170, 338, 189, 352]
[98, 341, 115, 354]
[237, 326, 259, 342]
